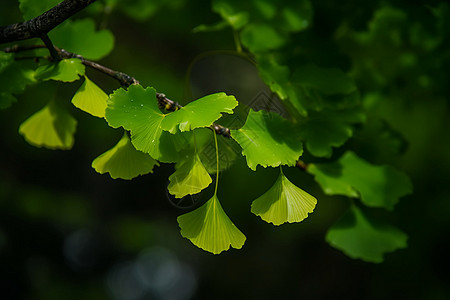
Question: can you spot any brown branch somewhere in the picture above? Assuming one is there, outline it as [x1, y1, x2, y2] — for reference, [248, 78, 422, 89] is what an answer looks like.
[3, 44, 232, 138]
[0, 0, 96, 44]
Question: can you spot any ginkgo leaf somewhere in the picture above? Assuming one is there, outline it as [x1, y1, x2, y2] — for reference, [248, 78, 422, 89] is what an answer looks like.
[178, 195, 246, 254]
[168, 152, 212, 198]
[161, 93, 238, 133]
[50, 18, 114, 60]
[72, 76, 108, 118]
[231, 109, 303, 170]
[251, 170, 317, 225]
[35, 59, 85, 82]
[92, 133, 159, 180]
[308, 151, 413, 210]
[19, 100, 77, 150]
[326, 205, 408, 263]
[105, 85, 181, 162]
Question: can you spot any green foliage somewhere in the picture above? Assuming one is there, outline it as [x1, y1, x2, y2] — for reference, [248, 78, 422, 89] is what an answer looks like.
[178, 194, 246, 254]
[2, 0, 426, 262]
[168, 152, 212, 198]
[35, 58, 85, 82]
[71, 76, 108, 118]
[231, 109, 303, 170]
[0, 53, 35, 109]
[308, 151, 412, 210]
[161, 92, 238, 133]
[326, 205, 408, 263]
[19, 0, 60, 20]
[251, 168, 316, 225]
[18, 100, 77, 150]
[50, 19, 114, 60]
[92, 133, 159, 180]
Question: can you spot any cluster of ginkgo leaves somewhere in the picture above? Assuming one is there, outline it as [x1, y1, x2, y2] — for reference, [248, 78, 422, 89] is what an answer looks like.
[0, 0, 419, 261]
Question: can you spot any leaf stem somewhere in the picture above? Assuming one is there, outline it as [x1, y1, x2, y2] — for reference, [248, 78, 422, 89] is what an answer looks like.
[233, 30, 242, 53]
[213, 130, 219, 196]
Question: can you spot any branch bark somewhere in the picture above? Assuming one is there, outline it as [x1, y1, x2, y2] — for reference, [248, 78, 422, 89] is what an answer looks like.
[0, 0, 96, 44]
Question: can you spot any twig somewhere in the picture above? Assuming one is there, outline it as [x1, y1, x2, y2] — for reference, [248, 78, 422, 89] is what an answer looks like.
[40, 34, 60, 60]
[0, 0, 96, 43]
[3, 44, 232, 138]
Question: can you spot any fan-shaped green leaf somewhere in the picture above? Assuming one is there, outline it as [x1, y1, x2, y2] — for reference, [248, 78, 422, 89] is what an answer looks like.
[251, 170, 316, 225]
[178, 195, 246, 254]
[92, 133, 159, 180]
[161, 93, 238, 133]
[308, 151, 413, 210]
[72, 76, 108, 118]
[105, 85, 183, 162]
[326, 205, 408, 263]
[168, 152, 212, 198]
[231, 109, 303, 170]
[19, 101, 77, 150]
[50, 18, 114, 60]
[35, 59, 85, 82]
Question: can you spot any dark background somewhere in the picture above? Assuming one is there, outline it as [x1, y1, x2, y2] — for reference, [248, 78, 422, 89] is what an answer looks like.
[1, 0, 449, 299]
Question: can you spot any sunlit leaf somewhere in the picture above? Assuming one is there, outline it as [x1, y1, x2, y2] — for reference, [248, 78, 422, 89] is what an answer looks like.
[105, 85, 183, 162]
[35, 59, 85, 82]
[50, 18, 114, 60]
[326, 205, 408, 263]
[168, 152, 212, 198]
[19, 100, 77, 150]
[92, 133, 159, 180]
[231, 109, 303, 170]
[161, 92, 238, 133]
[178, 195, 246, 254]
[251, 170, 317, 225]
[308, 151, 413, 210]
[71, 76, 108, 118]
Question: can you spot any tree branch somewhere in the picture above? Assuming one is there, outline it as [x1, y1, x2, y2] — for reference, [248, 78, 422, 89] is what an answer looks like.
[0, 0, 96, 44]
[3, 44, 232, 138]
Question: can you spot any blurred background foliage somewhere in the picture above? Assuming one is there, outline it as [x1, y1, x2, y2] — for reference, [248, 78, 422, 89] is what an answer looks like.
[1, 0, 450, 299]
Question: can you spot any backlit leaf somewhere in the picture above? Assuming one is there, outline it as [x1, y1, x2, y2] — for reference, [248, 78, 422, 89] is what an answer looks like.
[161, 92, 238, 133]
[92, 133, 159, 180]
[308, 151, 413, 210]
[35, 59, 85, 82]
[72, 76, 108, 118]
[251, 170, 317, 225]
[50, 18, 114, 60]
[105, 85, 183, 162]
[231, 109, 303, 170]
[168, 152, 212, 198]
[19, 100, 77, 150]
[326, 205, 408, 263]
[178, 195, 246, 254]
